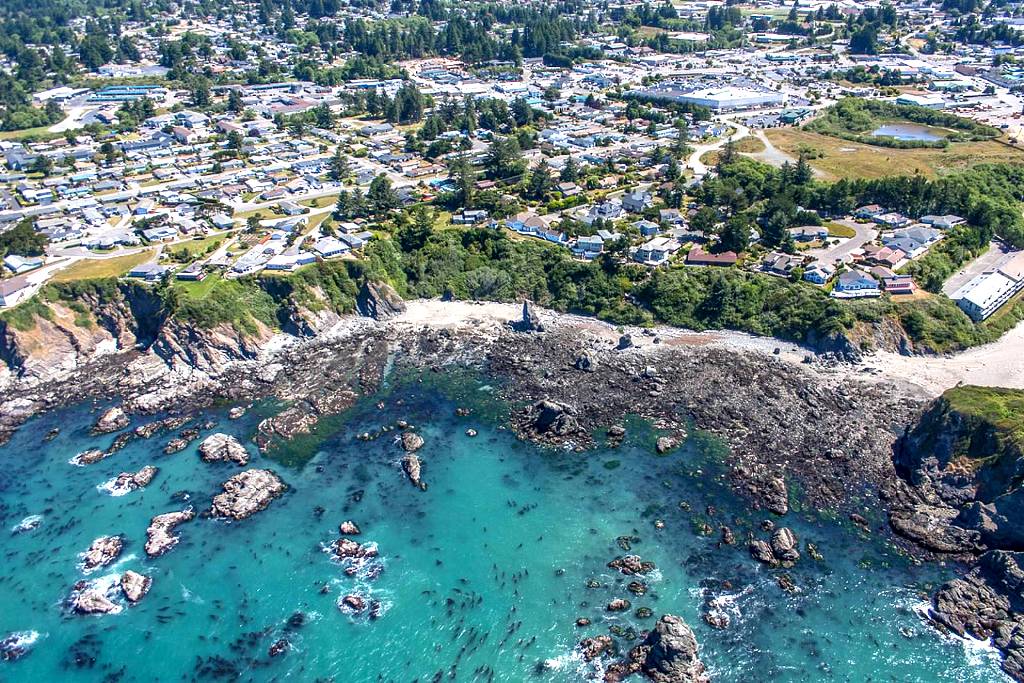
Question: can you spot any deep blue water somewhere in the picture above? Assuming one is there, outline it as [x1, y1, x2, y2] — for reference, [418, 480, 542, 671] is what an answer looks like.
[0, 370, 1009, 681]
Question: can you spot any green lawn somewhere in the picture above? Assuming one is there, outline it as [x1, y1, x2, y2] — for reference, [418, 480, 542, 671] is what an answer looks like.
[826, 222, 857, 238]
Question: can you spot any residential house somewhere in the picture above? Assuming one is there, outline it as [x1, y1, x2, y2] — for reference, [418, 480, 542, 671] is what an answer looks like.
[854, 204, 885, 219]
[686, 247, 738, 267]
[556, 182, 582, 198]
[622, 190, 653, 214]
[572, 234, 605, 259]
[831, 270, 881, 298]
[920, 214, 965, 229]
[762, 252, 802, 277]
[789, 225, 828, 242]
[634, 219, 660, 237]
[452, 209, 489, 225]
[312, 237, 350, 259]
[127, 262, 170, 281]
[803, 262, 835, 285]
[883, 274, 917, 295]
[634, 237, 682, 266]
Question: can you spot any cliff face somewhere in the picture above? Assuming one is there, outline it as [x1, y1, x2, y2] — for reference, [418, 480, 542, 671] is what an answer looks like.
[891, 387, 1024, 552]
[0, 283, 165, 390]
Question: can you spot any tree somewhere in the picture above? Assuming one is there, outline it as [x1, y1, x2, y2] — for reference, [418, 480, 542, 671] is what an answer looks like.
[691, 206, 718, 233]
[367, 174, 400, 214]
[398, 206, 434, 252]
[448, 154, 476, 208]
[561, 156, 580, 183]
[329, 146, 350, 181]
[717, 216, 751, 253]
[794, 151, 814, 185]
[849, 26, 879, 55]
[227, 89, 244, 113]
[526, 160, 554, 200]
[314, 102, 335, 128]
[484, 136, 526, 181]
[0, 219, 47, 257]
[189, 76, 211, 107]
[32, 155, 53, 177]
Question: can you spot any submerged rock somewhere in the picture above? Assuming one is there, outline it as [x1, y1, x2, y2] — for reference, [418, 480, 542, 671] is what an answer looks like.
[120, 571, 152, 603]
[0, 631, 37, 661]
[210, 469, 286, 520]
[578, 635, 614, 661]
[198, 433, 250, 466]
[92, 407, 129, 434]
[81, 536, 123, 573]
[228, 406, 246, 420]
[607, 598, 631, 612]
[145, 508, 195, 557]
[656, 436, 678, 454]
[339, 594, 366, 613]
[268, 639, 289, 657]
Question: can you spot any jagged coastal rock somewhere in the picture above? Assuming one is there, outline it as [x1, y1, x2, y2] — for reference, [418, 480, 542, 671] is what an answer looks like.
[120, 570, 152, 603]
[81, 535, 123, 573]
[605, 614, 708, 683]
[608, 555, 655, 576]
[145, 508, 195, 557]
[91, 406, 130, 434]
[399, 431, 424, 453]
[210, 469, 286, 520]
[198, 433, 250, 466]
[401, 454, 425, 490]
[356, 281, 406, 319]
[339, 521, 361, 535]
[511, 300, 544, 333]
[107, 465, 158, 495]
[72, 586, 120, 615]
[71, 448, 108, 466]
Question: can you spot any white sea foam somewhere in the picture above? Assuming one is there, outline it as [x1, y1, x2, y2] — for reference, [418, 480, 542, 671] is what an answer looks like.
[11, 514, 42, 534]
[96, 477, 131, 497]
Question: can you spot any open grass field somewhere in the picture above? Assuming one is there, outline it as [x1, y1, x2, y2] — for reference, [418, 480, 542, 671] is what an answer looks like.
[763, 127, 1024, 179]
[51, 249, 156, 282]
[702, 135, 766, 166]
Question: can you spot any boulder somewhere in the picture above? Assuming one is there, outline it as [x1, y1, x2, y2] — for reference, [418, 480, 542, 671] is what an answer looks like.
[210, 469, 286, 520]
[120, 571, 152, 603]
[81, 536, 123, 573]
[340, 594, 366, 613]
[92, 406, 129, 434]
[356, 281, 406, 320]
[574, 349, 598, 372]
[616, 334, 633, 350]
[656, 436, 678, 454]
[578, 635, 614, 661]
[228, 406, 246, 420]
[749, 540, 777, 566]
[608, 555, 655, 576]
[0, 632, 37, 661]
[532, 399, 578, 436]
[770, 528, 801, 567]
[607, 598, 631, 612]
[338, 521, 361, 535]
[145, 508, 195, 557]
[198, 433, 250, 466]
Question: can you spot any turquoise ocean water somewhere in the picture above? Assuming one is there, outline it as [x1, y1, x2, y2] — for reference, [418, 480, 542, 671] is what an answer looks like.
[0, 370, 1010, 682]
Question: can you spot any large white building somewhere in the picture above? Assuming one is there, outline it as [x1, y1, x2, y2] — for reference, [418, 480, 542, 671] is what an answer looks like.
[634, 85, 787, 112]
[951, 253, 1024, 321]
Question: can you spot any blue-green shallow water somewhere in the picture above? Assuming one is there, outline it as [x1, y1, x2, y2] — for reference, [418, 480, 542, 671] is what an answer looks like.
[0, 371, 1009, 682]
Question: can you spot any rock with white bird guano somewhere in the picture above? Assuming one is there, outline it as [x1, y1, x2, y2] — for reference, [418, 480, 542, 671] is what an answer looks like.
[210, 469, 286, 520]
[92, 406, 130, 434]
[120, 571, 152, 603]
[81, 535, 123, 573]
[198, 433, 250, 466]
[145, 508, 195, 557]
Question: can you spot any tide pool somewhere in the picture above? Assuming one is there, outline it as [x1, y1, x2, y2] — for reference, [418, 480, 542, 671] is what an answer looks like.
[0, 371, 1009, 681]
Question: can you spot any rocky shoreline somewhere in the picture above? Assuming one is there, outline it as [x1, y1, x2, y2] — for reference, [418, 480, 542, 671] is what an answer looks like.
[2, 295, 1021, 678]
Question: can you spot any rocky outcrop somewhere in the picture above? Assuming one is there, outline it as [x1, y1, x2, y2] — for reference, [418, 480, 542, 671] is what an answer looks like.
[333, 537, 379, 577]
[578, 635, 614, 661]
[605, 615, 708, 683]
[0, 631, 37, 661]
[339, 521, 361, 535]
[356, 281, 406, 320]
[210, 469, 286, 520]
[929, 550, 1024, 681]
[511, 300, 544, 333]
[656, 436, 678, 454]
[145, 508, 195, 557]
[198, 433, 250, 466]
[399, 431, 423, 453]
[81, 536, 123, 573]
[71, 586, 120, 615]
[120, 570, 152, 603]
[608, 555, 655, 576]
[401, 454, 425, 490]
[107, 465, 158, 495]
[71, 448, 108, 466]
[92, 406, 129, 434]
[521, 399, 580, 442]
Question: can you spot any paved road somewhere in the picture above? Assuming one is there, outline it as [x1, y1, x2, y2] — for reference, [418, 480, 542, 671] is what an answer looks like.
[687, 121, 750, 176]
[942, 241, 1020, 295]
[805, 219, 877, 265]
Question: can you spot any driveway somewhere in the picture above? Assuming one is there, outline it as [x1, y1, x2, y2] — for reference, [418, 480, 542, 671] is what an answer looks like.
[805, 219, 877, 265]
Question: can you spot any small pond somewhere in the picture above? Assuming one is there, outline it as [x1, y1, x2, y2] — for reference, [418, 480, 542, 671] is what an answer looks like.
[871, 123, 943, 141]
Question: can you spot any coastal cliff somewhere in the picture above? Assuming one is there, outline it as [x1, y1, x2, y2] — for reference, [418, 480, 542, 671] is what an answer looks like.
[886, 386, 1024, 681]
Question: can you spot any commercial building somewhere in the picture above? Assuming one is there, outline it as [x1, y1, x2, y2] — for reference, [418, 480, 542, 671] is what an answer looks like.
[950, 254, 1024, 321]
[632, 84, 787, 112]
